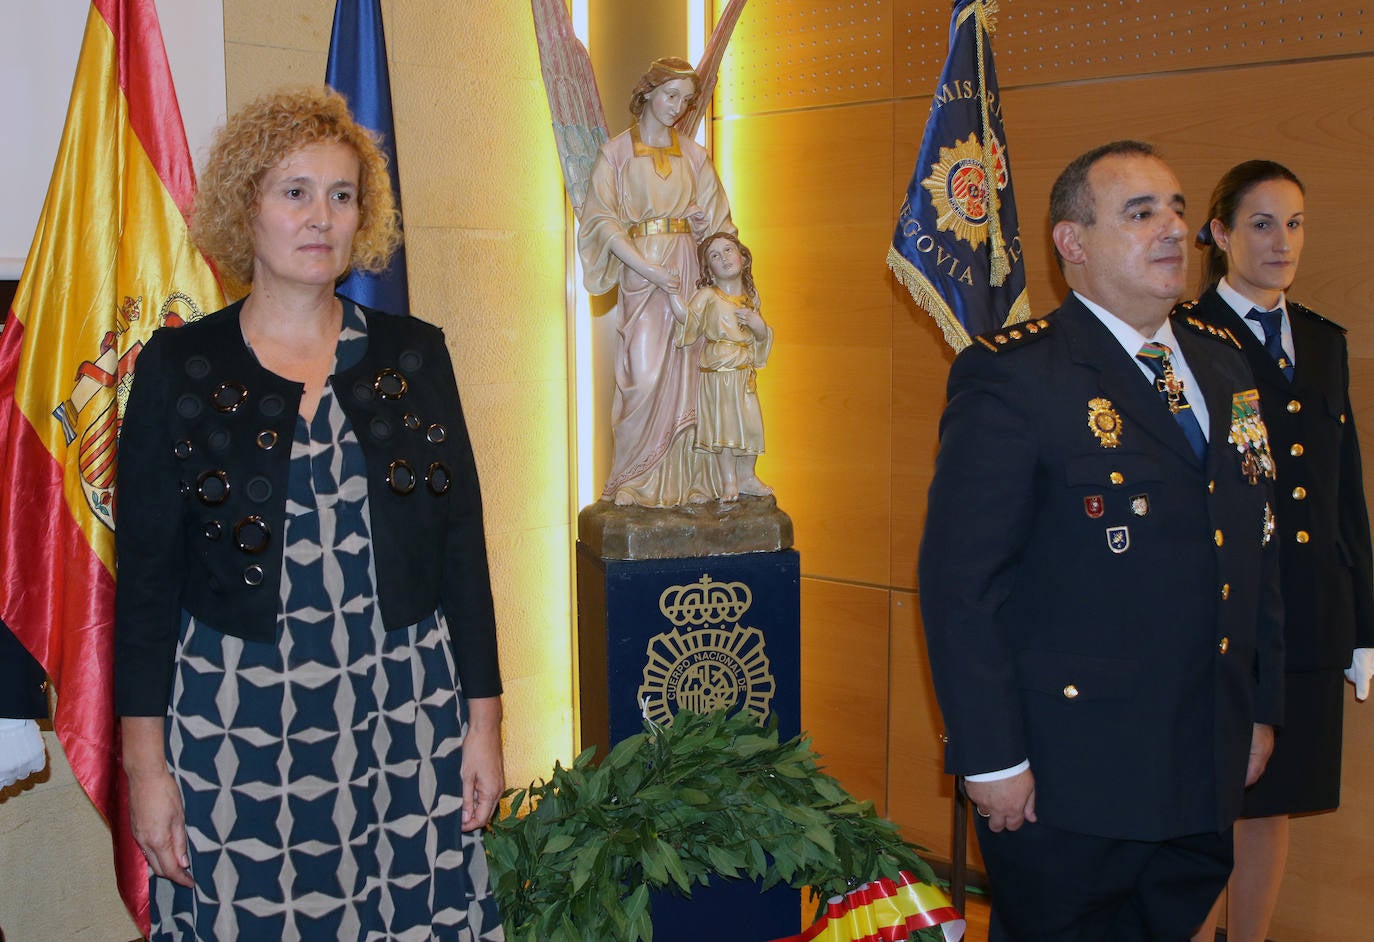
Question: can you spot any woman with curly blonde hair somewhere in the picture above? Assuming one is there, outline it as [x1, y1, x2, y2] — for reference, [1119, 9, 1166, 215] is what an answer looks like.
[116, 86, 505, 940]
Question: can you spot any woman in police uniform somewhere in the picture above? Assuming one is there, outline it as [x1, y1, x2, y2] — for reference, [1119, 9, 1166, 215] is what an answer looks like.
[1186, 160, 1374, 942]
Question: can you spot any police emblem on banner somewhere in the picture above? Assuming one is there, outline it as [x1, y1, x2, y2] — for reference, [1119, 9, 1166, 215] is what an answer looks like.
[921, 132, 1007, 250]
[638, 574, 777, 727]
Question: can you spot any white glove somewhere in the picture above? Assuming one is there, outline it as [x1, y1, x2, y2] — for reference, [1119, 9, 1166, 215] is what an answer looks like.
[1345, 648, 1374, 701]
[0, 717, 47, 789]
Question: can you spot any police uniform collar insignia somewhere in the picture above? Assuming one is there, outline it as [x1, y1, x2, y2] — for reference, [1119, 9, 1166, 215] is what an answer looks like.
[975, 318, 1053, 352]
[1088, 397, 1122, 448]
[1229, 388, 1275, 485]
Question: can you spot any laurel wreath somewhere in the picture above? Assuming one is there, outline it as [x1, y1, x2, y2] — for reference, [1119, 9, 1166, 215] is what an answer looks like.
[486, 709, 944, 941]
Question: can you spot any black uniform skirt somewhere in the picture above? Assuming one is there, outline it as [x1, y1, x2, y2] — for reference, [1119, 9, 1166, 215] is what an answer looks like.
[1241, 669, 1346, 817]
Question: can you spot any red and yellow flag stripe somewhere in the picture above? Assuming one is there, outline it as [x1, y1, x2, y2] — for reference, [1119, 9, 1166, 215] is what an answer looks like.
[773, 871, 967, 942]
[0, 0, 222, 932]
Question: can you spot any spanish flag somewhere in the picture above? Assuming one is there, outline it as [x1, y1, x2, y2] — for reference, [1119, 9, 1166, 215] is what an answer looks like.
[0, 0, 222, 932]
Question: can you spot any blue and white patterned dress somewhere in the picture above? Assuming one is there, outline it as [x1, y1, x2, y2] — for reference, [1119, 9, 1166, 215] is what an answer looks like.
[154, 307, 503, 941]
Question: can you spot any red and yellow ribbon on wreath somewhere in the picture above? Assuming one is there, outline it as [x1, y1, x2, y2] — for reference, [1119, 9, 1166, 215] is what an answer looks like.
[771, 871, 966, 942]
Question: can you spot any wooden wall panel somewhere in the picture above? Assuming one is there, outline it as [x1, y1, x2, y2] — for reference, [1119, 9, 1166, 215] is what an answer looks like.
[717, 0, 899, 114]
[800, 577, 892, 813]
[716, 105, 894, 585]
[885, 591, 985, 872]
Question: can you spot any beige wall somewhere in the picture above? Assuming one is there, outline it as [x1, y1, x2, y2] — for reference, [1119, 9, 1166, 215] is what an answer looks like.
[712, 2, 1374, 939]
[0, 2, 570, 939]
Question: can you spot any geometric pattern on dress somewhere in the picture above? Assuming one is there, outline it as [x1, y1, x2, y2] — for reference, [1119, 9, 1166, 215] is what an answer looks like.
[155, 304, 504, 940]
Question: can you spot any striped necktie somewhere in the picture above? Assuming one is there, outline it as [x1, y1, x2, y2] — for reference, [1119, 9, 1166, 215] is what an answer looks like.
[1137, 342, 1207, 462]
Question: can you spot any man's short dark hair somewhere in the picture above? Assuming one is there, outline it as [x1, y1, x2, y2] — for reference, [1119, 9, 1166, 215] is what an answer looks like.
[1049, 140, 1158, 269]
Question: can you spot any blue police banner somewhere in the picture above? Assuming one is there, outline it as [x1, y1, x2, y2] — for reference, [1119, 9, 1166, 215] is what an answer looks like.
[887, 0, 1030, 352]
[325, 0, 410, 316]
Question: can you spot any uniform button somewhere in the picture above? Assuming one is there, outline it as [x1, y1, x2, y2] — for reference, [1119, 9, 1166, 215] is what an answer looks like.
[1290, 443, 1304, 457]
[1221, 583, 1231, 600]
[1214, 529, 1224, 546]
[1063, 684, 1079, 699]
[1341, 414, 1347, 424]
[1218, 636, 1230, 654]
[1208, 480, 1216, 494]
[1296, 530, 1310, 544]
[1110, 472, 1124, 485]
[1286, 399, 1301, 414]
[1292, 486, 1307, 500]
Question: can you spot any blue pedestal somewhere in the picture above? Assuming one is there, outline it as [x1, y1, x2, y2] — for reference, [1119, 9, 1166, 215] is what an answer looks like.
[576, 545, 802, 940]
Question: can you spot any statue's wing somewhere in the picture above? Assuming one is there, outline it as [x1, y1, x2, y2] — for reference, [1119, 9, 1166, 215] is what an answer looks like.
[530, 0, 609, 217]
[679, 0, 749, 138]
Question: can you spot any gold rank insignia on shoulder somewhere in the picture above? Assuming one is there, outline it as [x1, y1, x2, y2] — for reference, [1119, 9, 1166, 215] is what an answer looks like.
[1088, 397, 1123, 448]
[1179, 315, 1243, 350]
[1229, 388, 1276, 485]
[1262, 501, 1276, 545]
[975, 318, 1053, 352]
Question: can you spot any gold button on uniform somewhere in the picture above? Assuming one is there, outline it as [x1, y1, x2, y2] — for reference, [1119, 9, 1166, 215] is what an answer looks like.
[1110, 472, 1124, 485]
[1296, 530, 1310, 544]
[1063, 685, 1079, 699]
[1290, 444, 1304, 457]
[1208, 480, 1216, 494]
[1287, 399, 1301, 413]
[1292, 486, 1307, 500]
[1214, 529, 1224, 546]
[1218, 637, 1230, 654]
[1221, 583, 1231, 600]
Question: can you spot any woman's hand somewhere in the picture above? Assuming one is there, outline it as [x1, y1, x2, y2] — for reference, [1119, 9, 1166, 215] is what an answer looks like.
[123, 716, 193, 887]
[461, 697, 505, 832]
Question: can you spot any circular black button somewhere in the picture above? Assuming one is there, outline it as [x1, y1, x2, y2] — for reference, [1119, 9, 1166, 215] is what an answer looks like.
[388, 459, 417, 495]
[259, 393, 285, 417]
[173, 440, 193, 460]
[353, 381, 375, 403]
[374, 368, 408, 400]
[185, 355, 211, 379]
[256, 429, 278, 450]
[208, 429, 231, 453]
[427, 424, 447, 444]
[399, 349, 423, 372]
[234, 516, 271, 553]
[196, 469, 230, 505]
[211, 382, 248, 413]
[403, 413, 421, 431]
[203, 520, 223, 541]
[371, 417, 393, 441]
[426, 462, 451, 496]
[176, 394, 203, 419]
[243, 564, 265, 587]
[245, 476, 272, 503]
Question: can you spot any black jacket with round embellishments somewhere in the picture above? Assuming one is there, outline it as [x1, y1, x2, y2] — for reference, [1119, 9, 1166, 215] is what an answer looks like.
[114, 299, 500, 715]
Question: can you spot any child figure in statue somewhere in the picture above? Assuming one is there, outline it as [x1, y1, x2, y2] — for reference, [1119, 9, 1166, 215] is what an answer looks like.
[673, 232, 773, 501]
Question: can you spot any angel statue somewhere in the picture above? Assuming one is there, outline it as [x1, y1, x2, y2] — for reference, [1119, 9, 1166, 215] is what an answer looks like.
[530, 0, 750, 508]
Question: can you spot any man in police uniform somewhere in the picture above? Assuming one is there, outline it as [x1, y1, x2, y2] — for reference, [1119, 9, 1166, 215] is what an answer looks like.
[918, 140, 1284, 939]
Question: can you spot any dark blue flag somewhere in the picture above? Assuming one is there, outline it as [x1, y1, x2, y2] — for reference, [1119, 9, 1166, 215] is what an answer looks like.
[887, 0, 1030, 351]
[326, 0, 410, 316]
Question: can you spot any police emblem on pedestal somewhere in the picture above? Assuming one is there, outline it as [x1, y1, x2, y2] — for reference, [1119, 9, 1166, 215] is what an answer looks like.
[637, 575, 776, 726]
